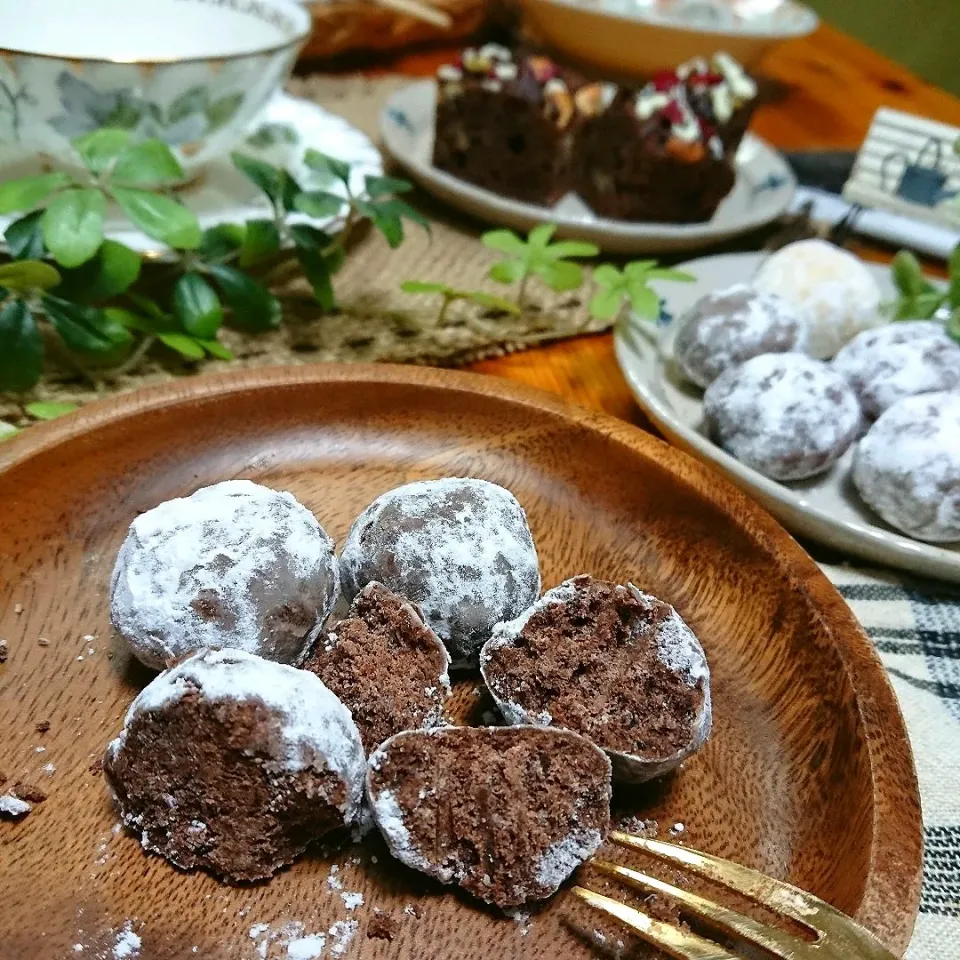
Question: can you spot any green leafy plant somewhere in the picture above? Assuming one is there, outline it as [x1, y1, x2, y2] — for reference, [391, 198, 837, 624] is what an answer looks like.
[483, 225, 599, 306]
[890, 246, 960, 341]
[589, 261, 695, 321]
[0, 398, 79, 441]
[399, 280, 519, 324]
[0, 132, 425, 395]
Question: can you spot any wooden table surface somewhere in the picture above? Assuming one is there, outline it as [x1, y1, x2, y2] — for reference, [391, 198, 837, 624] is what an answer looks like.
[385, 24, 960, 423]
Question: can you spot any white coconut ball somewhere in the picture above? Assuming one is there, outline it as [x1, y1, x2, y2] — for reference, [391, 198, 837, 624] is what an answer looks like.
[753, 239, 883, 359]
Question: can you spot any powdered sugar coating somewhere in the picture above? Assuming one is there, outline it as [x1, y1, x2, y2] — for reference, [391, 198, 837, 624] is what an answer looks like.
[753, 239, 883, 359]
[853, 391, 960, 543]
[673, 283, 808, 388]
[481, 578, 712, 782]
[107, 648, 366, 819]
[110, 480, 339, 670]
[535, 828, 604, 890]
[340, 478, 541, 666]
[704, 352, 861, 481]
[832, 321, 960, 420]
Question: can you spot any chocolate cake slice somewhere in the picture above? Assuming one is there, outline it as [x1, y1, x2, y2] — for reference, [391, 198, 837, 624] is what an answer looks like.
[303, 582, 452, 754]
[432, 45, 582, 205]
[104, 649, 366, 883]
[367, 726, 611, 907]
[571, 82, 735, 223]
[481, 577, 711, 782]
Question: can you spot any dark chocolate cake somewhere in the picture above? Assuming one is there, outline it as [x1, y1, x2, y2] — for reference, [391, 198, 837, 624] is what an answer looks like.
[104, 649, 366, 882]
[674, 52, 759, 155]
[572, 81, 735, 223]
[304, 582, 451, 754]
[367, 725, 611, 907]
[481, 576, 711, 782]
[432, 45, 582, 205]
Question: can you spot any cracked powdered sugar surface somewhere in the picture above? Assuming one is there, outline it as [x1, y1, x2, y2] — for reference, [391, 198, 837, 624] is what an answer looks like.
[339, 478, 541, 665]
[109, 479, 338, 668]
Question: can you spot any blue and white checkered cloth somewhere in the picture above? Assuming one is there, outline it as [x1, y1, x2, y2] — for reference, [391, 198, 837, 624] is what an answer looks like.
[819, 561, 960, 958]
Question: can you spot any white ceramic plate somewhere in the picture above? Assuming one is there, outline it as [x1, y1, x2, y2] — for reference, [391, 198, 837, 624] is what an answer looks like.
[520, 0, 817, 77]
[614, 251, 960, 583]
[380, 80, 796, 254]
[0, 93, 383, 259]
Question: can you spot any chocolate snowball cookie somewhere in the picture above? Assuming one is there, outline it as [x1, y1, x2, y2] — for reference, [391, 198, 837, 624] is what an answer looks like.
[367, 726, 611, 907]
[110, 480, 339, 670]
[703, 352, 861, 481]
[103, 649, 366, 883]
[672, 284, 808, 389]
[832, 321, 960, 420]
[853, 391, 960, 543]
[481, 576, 711, 783]
[304, 582, 451, 754]
[339, 478, 541, 667]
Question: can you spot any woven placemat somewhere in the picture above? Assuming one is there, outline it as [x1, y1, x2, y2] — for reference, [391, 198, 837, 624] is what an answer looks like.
[10, 74, 613, 415]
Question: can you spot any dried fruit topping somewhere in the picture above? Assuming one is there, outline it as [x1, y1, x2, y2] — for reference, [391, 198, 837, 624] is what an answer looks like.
[666, 138, 707, 163]
[543, 78, 574, 129]
[652, 70, 681, 92]
[526, 55, 559, 85]
[575, 82, 618, 117]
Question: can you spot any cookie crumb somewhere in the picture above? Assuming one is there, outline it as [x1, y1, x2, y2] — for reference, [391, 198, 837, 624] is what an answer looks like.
[42, 763, 56, 777]
[89, 758, 103, 777]
[0, 639, 8, 663]
[12, 781, 47, 803]
[38, 637, 50, 646]
[36, 720, 51, 733]
[14, 603, 23, 615]
[367, 910, 399, 941]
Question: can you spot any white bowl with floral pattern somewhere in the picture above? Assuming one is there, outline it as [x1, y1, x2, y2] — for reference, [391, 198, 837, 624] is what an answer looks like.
[0, 0, 311, 180]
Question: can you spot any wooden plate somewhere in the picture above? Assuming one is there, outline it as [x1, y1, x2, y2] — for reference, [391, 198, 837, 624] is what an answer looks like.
[0, 366, 921, 960]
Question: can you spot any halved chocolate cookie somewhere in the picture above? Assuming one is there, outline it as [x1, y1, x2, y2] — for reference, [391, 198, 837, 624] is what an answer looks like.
[104, 649, 366, 883]
[367, 726, 611, 907]
[480, 576, 711, 782]
[303, 582, 451, 754]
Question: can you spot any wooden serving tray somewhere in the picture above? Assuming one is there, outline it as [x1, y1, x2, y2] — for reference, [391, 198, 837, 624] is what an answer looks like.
[0, 366, 921, 959]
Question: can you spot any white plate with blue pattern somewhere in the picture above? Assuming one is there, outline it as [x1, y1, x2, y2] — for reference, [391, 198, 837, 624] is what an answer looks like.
[380, 80, 795, 254]
[614, 251, 960, 583]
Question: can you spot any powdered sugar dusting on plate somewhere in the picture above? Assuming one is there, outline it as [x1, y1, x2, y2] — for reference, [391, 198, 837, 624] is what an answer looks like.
[108, 649, 366, 815]
[110, 480, 338, 668]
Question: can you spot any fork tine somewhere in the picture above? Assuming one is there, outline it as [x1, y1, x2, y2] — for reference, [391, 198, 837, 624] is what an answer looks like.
[610, 832, 821, 924]
[590, 859, 801, 959]
[572, 886, 738, 960]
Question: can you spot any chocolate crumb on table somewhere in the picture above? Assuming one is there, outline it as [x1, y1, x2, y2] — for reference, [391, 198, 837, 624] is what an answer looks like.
[11, 781, 47, 803]
[36, 720, 51, 734]
[366, 910, 399, 941]
[89, 758, 104, 777]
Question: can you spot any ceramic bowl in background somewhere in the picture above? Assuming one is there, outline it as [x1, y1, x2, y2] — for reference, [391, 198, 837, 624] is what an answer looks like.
[520, 0, 818, 78]
[0, 0, 311, 179]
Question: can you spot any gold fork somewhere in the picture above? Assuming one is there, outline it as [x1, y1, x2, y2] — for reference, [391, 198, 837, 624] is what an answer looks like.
[573, 831, 898, 959]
